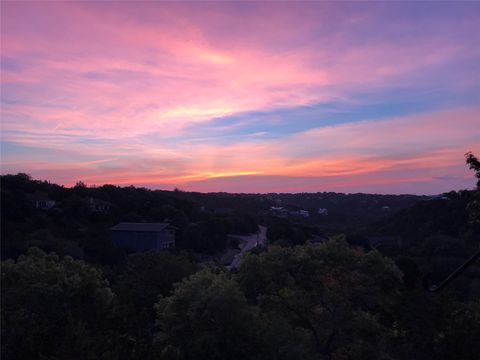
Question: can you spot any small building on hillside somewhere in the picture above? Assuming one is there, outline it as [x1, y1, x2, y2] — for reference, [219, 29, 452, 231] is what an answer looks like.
[290, 209, 310, 218]
[110, 222, 175, 252]
[28, 192, 56, 210]
[317, 208, 329, 216]
[427, 195, 451, 201]
[88, 197, 112, 213]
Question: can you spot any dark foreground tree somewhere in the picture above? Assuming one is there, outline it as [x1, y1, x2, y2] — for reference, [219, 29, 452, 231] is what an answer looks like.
[154, 269, 259, 360]
[1, 248, 114, 360]
[236, 238, 403, 359]
[110, 250, 198, 360]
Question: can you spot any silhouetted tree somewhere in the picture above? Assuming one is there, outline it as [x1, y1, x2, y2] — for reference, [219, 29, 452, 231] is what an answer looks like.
[465, 152, 480, 188]
[155, 269, 259, 360]
[465, 152, 480, 224]
[236, 239, 402, 359]
[2, 248, 114, 360]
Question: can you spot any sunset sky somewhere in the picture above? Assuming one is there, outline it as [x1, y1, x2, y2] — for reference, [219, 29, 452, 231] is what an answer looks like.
[1, 1, 479, 194]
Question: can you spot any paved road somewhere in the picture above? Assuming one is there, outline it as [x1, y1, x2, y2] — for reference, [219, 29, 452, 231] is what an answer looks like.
[227, 225, 266, 271]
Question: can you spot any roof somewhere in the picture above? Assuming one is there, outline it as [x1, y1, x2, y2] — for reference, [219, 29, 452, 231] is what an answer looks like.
[110, 222, 175, 232]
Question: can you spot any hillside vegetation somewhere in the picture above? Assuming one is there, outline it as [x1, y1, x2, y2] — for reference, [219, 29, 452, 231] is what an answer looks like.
[1, 153, 479, 359]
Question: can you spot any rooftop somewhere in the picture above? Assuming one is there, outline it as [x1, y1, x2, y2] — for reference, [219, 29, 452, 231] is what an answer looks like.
[110, 222, 174, 232]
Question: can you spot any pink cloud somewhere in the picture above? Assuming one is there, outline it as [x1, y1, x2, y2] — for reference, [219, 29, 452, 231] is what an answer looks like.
[3, 1, 478, 140]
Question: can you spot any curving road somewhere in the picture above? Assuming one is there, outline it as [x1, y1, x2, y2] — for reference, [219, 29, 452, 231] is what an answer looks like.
[227, 225, 266, 271]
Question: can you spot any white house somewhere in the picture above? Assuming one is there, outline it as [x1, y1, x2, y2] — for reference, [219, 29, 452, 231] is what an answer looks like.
[317, 208, 329, 216]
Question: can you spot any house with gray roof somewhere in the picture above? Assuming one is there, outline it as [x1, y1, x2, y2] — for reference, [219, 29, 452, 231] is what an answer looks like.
[110, 222, 175, 252]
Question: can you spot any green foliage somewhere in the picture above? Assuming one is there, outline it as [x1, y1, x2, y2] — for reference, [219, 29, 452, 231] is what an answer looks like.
[155, 269, 259, 360]
[180, 217, 234, 254]
[107, 250, 198, 360]
[267, 218, 306, 246]
[387, 290, 480, 360]
[236, 239, 402, 359]
[367, 185, 480, 299]
[231, 213, 259, 234]
[435, 300, 480, 360]
[114, 250, 198, 312]
[394, 256, 421, 289]
[1, 248, 114, 360]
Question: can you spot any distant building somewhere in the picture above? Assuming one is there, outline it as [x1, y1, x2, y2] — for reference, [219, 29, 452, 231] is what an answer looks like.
[270, 206, 288, 218]
[110, 222, 175, 251]
[28, 192, 56, 210]
[290, 209, 310, 218]
[88, 197, 112, 212]
[317, 208, 329, 216]
[427, 195, 451, 201]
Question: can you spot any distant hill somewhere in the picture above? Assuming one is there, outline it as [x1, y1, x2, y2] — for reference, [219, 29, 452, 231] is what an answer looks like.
[355, 189, 480, 299]
[1, 173, 427, 260]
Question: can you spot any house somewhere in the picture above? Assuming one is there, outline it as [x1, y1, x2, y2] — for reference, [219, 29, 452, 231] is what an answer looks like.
[290, 209, 310, 218]
[317, 208, 328, 216]
[88, 197, 112, 212]
[28, 192, 56, 210]
[110, 222, 175, 251]
[427, 195, 451, 201]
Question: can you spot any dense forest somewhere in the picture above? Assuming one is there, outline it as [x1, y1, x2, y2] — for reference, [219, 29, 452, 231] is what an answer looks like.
[1, 154, 480, 359]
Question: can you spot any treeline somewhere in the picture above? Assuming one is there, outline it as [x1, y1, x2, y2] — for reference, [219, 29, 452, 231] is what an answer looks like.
[266, 191, 424, 229]
[1, 173, 258, 261]
[1, 172, 423, 262]
[339, 189, 480, 300]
